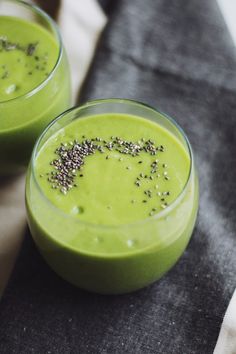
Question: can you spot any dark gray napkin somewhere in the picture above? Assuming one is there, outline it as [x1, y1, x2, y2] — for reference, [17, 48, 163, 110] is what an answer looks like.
[1, 0, 236, 353]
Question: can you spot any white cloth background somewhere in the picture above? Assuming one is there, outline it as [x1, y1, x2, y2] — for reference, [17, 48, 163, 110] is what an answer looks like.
[0, 1, 235, 353]
[214, 291, 236, 354]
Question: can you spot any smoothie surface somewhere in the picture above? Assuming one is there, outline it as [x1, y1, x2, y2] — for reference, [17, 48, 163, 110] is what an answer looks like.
[35, 114, 190, 226]
[0, 16, 59, 102]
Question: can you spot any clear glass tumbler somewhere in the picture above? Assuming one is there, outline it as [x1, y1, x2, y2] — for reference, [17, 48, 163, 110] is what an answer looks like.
[26, 99, 199, 294]
[0, 0, 71, 175]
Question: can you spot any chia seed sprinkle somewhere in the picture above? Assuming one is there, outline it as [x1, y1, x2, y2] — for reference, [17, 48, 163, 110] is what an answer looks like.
[161, 204, 167, 209]
[45, 135, 168, 195]
[144, 189, 152, 198]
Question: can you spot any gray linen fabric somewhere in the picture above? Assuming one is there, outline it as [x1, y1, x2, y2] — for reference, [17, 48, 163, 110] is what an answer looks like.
[0, 0, 236, 353]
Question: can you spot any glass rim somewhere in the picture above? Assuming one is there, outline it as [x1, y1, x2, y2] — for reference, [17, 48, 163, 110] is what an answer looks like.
[30, 98, 194, 230]
[0, 0, 63, 105]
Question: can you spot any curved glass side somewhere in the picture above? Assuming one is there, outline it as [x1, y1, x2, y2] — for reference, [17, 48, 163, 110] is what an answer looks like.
[26, 99, 199, 294]
[0, 0, 71, 175]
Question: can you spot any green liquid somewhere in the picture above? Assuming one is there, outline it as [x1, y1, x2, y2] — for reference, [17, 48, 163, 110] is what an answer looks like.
[36, 114, 190, 225]
[0, 16, 71, 174]
[0, 16, 58, 102]
[27, 113, 198, 294]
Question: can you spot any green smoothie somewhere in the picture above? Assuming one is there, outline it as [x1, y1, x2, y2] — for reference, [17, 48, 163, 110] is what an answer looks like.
[36, 114, 190, 225]
[0, 16, 58, 101]
[0, 13, 71, 174]
[26, 101, 199, 294]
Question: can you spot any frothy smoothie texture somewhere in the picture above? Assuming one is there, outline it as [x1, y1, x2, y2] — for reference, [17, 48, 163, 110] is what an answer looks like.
[26, 101, 199, 294]
[0, 10, 71, 174]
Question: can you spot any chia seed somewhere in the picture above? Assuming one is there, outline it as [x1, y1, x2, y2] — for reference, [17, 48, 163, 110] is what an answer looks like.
[46, 135, 166, 195]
